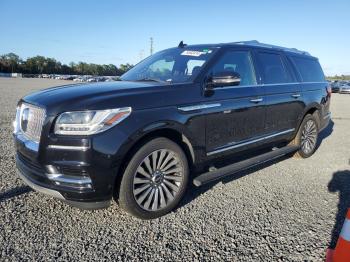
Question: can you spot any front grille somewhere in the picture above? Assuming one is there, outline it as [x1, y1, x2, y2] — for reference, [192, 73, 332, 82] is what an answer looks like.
[18, 103, 46, 143]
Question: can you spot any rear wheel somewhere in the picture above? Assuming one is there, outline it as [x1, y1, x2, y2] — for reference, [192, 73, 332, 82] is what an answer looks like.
[290, 114, 319, 158]
[118, 137, 189, 219]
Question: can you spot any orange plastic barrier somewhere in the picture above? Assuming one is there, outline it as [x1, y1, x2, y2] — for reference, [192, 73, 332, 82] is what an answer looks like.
[327, 209, 350, 262]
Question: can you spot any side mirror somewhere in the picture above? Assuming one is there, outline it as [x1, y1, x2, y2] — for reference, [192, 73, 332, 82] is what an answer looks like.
[207, 71, 241, 89]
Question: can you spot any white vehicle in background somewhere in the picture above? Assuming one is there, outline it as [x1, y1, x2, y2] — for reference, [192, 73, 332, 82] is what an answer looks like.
[339, 82, 350, 94]
[55, 75, 63, 80]
[73, 77, 85, 82]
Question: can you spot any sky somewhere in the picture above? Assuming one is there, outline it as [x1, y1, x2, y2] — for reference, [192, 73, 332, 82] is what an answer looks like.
[0, 0, 349, 76]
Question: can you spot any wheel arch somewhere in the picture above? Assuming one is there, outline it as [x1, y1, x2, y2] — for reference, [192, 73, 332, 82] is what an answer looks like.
[113, 124, 196, 199]
[296, 103, 321, 134]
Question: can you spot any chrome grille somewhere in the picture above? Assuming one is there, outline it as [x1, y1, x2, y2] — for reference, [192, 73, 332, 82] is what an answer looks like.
[18, 103, 46, 143]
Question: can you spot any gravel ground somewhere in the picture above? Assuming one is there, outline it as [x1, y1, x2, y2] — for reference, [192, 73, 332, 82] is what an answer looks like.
[0, 78, 349, 261]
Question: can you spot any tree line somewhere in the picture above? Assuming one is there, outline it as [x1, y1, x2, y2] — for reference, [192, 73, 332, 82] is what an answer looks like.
[326, 75, 350, 81]
[0, 53, 133, 76]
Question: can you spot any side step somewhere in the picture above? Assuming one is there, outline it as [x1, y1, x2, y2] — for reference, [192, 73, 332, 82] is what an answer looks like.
[193, 145, 299, 187]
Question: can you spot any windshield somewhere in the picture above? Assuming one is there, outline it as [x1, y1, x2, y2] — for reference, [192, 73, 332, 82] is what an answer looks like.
[121, 47, 217, 83]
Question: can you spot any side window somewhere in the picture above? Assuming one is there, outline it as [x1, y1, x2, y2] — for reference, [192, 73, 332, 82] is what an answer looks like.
[211, 51, 257, 86]
[186, 60, 205, 76]
[258, 52, 293, 84]
[291, 57, 325, 82]
[149, 59, 174, 79]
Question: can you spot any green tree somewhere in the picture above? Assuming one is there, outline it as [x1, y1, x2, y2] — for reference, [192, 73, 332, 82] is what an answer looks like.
[118, 63, 133, 75]
[0, 53, 21, 73]
[1, 52, 131, 76]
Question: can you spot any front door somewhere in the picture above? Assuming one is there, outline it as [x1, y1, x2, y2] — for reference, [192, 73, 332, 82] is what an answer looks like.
[204, 49, 266, 155]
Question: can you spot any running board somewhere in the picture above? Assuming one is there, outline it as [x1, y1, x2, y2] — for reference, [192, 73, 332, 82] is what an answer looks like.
[193, 145, 299, 187]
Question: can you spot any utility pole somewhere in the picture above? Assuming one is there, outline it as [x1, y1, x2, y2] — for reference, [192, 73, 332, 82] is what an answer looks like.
[150, 37, 154, 56]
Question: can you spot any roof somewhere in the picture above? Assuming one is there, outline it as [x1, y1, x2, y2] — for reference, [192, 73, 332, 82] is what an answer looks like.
[232, 40, 311, 56]
[183, 40, 313, 57]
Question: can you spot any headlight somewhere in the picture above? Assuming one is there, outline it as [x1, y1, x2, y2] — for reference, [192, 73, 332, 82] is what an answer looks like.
[54, 107, 132, 135]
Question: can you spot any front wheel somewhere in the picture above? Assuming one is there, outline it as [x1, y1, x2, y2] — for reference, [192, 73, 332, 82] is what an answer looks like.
[118, 137, 189, 219]
[290, 114, 319, 158]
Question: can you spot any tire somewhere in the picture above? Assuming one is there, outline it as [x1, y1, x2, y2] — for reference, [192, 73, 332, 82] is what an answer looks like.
[118, 137, 189, 219]
[289, 114, 319, 158]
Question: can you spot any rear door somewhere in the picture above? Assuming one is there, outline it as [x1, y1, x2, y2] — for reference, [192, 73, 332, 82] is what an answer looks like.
[256, 51, 304, 135]
[204, 48, 266, 155]
[289, 55, 330, 122]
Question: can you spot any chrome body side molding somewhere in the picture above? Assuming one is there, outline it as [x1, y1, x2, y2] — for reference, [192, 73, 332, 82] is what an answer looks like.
[207, 128, 295, 156]
[178, 103, 221, 112]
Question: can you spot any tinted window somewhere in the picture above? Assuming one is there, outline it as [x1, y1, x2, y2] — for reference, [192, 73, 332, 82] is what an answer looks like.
[291, 57, 325, 82]
[211, 51, 257, 86]
[121, 48, 216, 83]
[187, 60, 205, 76]
[149, 59, 175, 80]
[258, 52, 293, 84]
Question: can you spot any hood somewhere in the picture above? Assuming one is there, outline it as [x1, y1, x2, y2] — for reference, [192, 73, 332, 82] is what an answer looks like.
[23, 81, 200, 115]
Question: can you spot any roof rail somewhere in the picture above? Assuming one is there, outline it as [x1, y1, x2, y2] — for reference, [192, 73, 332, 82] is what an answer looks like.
[233, 40, 311, 56]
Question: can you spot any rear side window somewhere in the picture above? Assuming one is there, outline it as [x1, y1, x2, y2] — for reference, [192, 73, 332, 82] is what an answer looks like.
[258, 52, 293, 84]
[291, 57, 325, 82]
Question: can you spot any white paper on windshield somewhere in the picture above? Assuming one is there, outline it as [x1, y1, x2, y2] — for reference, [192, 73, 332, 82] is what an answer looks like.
[181, 50, 206, 57]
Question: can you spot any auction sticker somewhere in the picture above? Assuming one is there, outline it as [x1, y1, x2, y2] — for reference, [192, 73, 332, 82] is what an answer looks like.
[181, 50, 206, 56]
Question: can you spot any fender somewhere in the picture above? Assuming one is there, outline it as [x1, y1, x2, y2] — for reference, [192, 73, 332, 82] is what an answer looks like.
[295, 102, 321, 132]
[114, 120, 203, 170]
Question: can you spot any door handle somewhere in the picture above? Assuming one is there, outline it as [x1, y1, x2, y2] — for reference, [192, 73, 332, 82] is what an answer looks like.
[250, 98, 263, 103]
[291, 94, 301, 98]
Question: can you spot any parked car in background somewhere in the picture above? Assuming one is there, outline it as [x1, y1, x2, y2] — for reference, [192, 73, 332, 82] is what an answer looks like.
[73, 77, 85, 82]
[331, 81, 340, 93]
[13, 41, 331, 219]
[64, 76, 76, 80]
[339, 82, 350, 94]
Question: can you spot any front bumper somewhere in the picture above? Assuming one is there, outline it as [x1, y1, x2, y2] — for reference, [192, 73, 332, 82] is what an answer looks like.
[13, 127, 125, 209]
[16, 152, 111, 209]
[17, 167, 65, 200]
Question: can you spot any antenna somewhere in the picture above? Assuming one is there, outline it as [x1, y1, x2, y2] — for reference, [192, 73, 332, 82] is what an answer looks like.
[178, 41, 187, 48]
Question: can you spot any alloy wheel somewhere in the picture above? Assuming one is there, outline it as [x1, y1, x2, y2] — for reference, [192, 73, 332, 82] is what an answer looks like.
[132, 149, 184, 211]
[301, 119, 317, 154]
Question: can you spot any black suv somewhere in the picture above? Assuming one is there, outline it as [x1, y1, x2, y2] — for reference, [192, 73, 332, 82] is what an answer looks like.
[14, 41, 331, 219]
